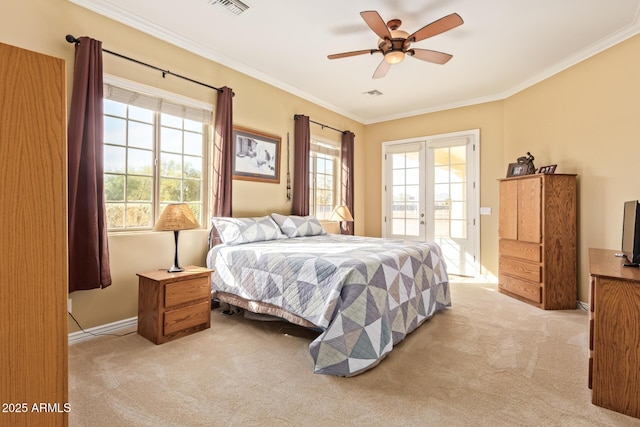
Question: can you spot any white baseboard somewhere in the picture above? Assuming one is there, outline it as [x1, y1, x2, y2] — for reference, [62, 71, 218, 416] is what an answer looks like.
[577, 301, 589, 311]
[68, 316, 138, 345]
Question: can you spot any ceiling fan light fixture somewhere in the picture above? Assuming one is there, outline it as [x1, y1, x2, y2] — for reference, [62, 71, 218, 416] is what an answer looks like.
[328, 11, 463, 78]
[390, 29, 409, 39]
[384, 50, 405, 64]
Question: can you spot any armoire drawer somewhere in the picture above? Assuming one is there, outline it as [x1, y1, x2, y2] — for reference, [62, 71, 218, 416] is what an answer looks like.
[499, 274, 542, 303]
[499, 239, 541, 262]
[499, 255, 541, 283]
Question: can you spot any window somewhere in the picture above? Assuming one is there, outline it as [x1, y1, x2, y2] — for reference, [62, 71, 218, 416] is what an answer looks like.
[309, 139, 340, 220]
[102, 78, 212, 231]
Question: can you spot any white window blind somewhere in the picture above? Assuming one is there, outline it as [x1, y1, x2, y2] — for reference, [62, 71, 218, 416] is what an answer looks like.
[310, 139, 340, 156]
[104, 83, 213, 124]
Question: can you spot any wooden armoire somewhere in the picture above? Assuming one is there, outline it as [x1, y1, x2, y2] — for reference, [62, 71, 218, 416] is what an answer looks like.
[498, 174, 577, 309]
[0, 43, 68, 426]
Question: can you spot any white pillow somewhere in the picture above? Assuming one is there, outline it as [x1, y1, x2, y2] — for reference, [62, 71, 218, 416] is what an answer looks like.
[212, 216, 286, 246]
[270, 213, 327, 238]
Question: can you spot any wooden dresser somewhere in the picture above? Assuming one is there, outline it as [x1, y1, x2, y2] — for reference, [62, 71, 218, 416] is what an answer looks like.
[0, 43, 68, 426]
[498, 174, 577, 309]
[137, 267, 213, 344]
[588, 248, 640, 419]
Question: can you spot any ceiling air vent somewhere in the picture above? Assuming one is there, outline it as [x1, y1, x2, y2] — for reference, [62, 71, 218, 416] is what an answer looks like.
[363, 89, 383, 97]
[208, 0, 249, 15]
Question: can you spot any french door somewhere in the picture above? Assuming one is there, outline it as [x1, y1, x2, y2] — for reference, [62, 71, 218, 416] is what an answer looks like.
[382, 130, 480, 277]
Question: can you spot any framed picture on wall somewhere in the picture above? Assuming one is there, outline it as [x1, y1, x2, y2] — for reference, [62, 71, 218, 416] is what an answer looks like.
[232, 126, 281, 183]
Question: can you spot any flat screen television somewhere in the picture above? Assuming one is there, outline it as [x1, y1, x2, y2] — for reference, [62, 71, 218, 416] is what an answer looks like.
[621, 200, 640, 266]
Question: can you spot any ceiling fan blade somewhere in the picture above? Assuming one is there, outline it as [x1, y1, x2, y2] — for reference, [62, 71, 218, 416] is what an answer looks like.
[405, 13, 463, 45]
[327, 49, 378, 60]
[360, 11, 392, 40]
[409, 49, 453, 64]
[372, 59, 391, 79]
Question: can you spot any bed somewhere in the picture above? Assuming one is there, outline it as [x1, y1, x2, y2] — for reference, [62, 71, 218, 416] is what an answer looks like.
[206, 214, 450, 376]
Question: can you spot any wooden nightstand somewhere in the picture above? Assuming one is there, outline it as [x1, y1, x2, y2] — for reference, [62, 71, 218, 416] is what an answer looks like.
[137, 266, 213, 344]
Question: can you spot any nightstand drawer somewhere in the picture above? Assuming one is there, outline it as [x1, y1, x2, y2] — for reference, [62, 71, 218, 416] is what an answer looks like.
[164, 300, 210, 336]
[165, 276, 210, 308]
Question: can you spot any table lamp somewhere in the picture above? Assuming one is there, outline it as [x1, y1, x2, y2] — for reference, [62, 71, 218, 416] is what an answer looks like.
[154, 203, 200, 272]
[329, 205, 354, 234]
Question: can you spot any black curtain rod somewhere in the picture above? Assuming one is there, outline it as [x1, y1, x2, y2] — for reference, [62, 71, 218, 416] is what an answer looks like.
[294, 114, 346, 134]
[65, 34, 229, 95]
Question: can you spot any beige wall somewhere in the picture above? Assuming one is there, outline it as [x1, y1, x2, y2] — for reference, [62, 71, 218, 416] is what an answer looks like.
[3, 0, 639, 331]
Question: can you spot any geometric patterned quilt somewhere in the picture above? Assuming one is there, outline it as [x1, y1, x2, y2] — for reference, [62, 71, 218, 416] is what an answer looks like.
[206, 234, 450, 376]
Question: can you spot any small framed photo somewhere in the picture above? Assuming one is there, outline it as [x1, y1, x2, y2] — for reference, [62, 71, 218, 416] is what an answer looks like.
[506, 163, 528, 177]
[538, 164, 557, 174]
[232, 126, 281, 183]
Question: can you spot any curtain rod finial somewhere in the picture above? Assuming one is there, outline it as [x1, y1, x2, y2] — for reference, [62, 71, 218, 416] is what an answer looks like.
[65, 34, 79, 44]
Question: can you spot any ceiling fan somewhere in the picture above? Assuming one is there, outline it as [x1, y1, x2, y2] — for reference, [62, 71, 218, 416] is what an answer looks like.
[328, 11, 464, 79]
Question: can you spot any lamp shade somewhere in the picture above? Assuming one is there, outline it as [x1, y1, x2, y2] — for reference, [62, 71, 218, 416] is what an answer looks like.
[154, 203, 200, 231]
[329, 205, 354, 222]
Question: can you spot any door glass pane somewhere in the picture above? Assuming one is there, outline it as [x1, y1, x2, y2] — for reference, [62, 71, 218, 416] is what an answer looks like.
[451, 201, 466, 221]
[451, 183, 465, 200]
[405, 185, 419, 203]
[390, 151, 420, 237]
[450, 145, 466, 163]
[434, 166, 449, 183]
[434, 183, 449, 202]
[406, 167, 419, 185]
[451, 219, 466, 239]
[392, 153, 405, 169]
[406, 219, 419, 236]
[451, 164, 466, 183]
[432, 146, 467, 240]
[433, 147, 449, 165]
[434, 219, 449, 238]
[393, 169, 405, 185]
[392, 218, 405, 235]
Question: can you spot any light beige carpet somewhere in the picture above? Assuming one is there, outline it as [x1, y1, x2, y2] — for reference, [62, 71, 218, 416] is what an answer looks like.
[68, 282, 640, 426]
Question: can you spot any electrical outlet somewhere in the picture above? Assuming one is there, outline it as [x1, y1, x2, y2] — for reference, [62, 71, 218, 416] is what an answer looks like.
[68, 298, 72, 313]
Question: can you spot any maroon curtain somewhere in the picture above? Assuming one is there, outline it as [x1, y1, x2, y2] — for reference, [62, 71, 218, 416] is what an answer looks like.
[292, 115, 310, 216]
[212, 86, 234, 217]
[68, 37, 111, 292]
[341, 131, 355, 235]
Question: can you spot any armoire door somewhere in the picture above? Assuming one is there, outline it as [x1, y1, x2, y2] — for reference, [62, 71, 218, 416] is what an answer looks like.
[516, 177, 542, 243]
[0, 42, 68, 426]
[498, 180, 518, 240]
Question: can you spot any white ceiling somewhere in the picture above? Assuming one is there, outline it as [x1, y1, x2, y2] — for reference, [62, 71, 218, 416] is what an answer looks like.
[70, 0, 640, 124]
